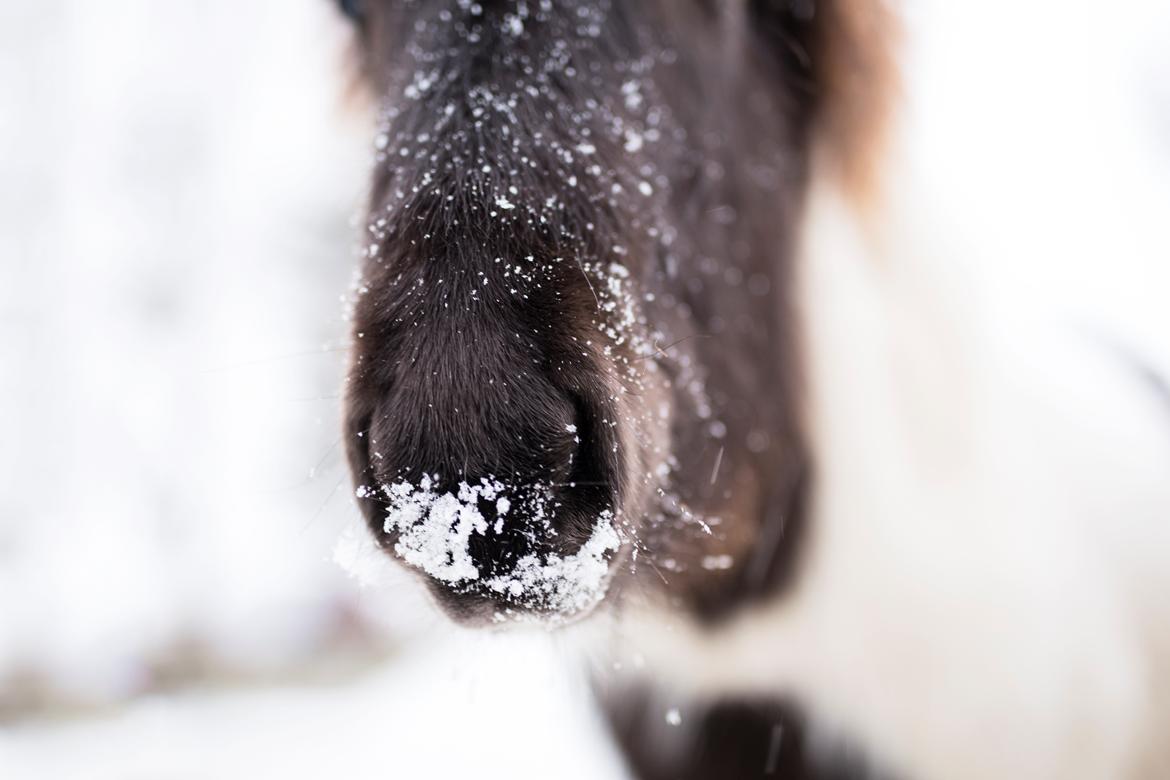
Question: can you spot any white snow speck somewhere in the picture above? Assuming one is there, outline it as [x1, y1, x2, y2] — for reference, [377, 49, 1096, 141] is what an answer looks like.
[665, 708, 682, 726]
[701, 554, 734, 571]
[495, 196, 515, 210]
[503, 14, 524, 36]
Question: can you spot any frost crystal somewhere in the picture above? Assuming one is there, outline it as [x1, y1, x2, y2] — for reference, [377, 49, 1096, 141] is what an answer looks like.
[383, 475, 495, 583]
[484, 511, 620, 615]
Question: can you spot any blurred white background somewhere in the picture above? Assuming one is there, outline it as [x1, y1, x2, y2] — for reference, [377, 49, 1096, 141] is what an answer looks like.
[0, 0, 382, 704]
[0, 0, 1168, 778]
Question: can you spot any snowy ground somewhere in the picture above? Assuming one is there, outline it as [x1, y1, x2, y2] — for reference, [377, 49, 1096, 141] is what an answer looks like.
[0, 634, 630, 780]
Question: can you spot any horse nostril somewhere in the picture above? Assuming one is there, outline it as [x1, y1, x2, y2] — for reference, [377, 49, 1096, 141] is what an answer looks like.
[563, 392, 620, 514]
[464, 486, 539, 577]
[348, 377, 625, 619]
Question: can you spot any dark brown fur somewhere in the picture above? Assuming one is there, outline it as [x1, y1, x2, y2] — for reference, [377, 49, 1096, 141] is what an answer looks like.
[335, 1, 888, 776]
[601, 687, 890, 780]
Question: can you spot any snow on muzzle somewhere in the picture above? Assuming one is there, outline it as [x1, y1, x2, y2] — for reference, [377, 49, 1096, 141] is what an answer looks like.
[345, 369, 629, 625]
[371, 474, 621, 624]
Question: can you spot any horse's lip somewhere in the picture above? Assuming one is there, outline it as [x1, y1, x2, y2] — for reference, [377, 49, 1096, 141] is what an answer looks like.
[422, 584, 500, 626]
[420, 571, 619, 628]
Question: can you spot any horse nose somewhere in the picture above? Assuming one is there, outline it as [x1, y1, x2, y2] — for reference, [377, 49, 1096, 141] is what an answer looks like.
[351, 382, 622, 618]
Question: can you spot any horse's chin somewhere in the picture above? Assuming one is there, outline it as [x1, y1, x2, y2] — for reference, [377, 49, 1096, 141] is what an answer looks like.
[422, 585, 606, 630]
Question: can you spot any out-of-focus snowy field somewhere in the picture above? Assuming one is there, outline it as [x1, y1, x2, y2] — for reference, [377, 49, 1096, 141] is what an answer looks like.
[0, 634, 628, 780]
[1, 0, 1169, 778]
